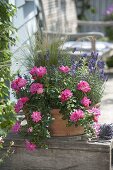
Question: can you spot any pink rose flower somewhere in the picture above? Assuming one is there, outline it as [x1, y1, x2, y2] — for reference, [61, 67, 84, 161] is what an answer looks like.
[77, 81, 91, 93]
[37, 66, 47, 78]
[60, 89, 73, 102]
[27, 127, 33, 133]
[29, 66, 38, 75]
[11, 78, 27, 91]
[31, 111, 42, 123]
[70, 109, 84, 122]
[11, 122, 21, 133]
[20, 97, 29, 104]
[59, 66, 70, 73]
[30, 66, 47, 78]
[88, 107, 101, 122]
[30, 83, 44, 94]
[14, 97, 29, 113]
[14, 101, 23, 113]
[25, 140, 36, 151]
[81, 96, 91, 107]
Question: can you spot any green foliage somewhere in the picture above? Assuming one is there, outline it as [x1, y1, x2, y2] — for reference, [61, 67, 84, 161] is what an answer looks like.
[20, 32, 69, 70]
[0, 0, 16, 141]
[75, 0, 96, 20]
[0, 0, 16, 97]
[0, 101, 16, 136]
[106, 56, 113, 68]
[0, 141, 14, 165]
[104, 8, 113, 41]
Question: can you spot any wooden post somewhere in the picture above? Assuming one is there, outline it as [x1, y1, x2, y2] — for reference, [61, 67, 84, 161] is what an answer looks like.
[91, 36, 96, 52]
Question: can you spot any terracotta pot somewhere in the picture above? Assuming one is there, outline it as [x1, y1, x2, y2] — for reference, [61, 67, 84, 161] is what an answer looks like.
[50, 109, 84, 137]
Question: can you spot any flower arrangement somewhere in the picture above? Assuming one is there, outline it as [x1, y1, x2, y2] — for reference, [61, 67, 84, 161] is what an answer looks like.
[11, 36, 107, 151]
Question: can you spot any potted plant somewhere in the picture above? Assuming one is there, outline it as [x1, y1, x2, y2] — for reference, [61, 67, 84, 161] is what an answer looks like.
[11, 35, 106, 151]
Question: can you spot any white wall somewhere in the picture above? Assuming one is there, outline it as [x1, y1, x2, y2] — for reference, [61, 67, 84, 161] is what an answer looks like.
[9, 0, 39, 75]
[9, 0, 40, 101]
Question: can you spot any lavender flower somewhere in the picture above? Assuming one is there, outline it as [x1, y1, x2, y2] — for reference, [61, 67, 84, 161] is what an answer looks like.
[100, 70, 107, 81]
[91, 52, 98, 60]
[71, 63, 76, 75]
[88, 58, 96, 72]
[97, 61, 105, 69]
[82, 53, 88, 58]
[89, 66, 96, 73]
[89, 58, 96, 67]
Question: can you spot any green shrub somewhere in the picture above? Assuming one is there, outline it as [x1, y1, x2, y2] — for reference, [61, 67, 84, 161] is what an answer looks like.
[106, 56, 113, 68]
[0, 1, 16, 161]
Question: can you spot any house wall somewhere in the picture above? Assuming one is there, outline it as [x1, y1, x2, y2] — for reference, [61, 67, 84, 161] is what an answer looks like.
[9, 0, 43, 101]
[8, 0, 44, 75]
[9, 0, 39, 53]
[42, 0, 78, 33]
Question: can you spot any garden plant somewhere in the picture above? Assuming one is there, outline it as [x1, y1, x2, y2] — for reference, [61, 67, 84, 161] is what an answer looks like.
[0, 1, 16, 163]
[11, 33, 107, 151]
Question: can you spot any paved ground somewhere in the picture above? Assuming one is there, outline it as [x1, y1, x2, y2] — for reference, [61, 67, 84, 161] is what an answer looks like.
[99, 71, 113, 123]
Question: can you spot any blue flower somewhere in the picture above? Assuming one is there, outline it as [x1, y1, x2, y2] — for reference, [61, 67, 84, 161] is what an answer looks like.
[97, 61, 105, 69]
[88, 58, 96, 72]
[89, 66, 96, 73]
[91, 52, 98, 60]
[100, 70, 107, 80]
[90, 58, 96, 66]
[82, 53, 88, 58]
[71, 63, 76, 75]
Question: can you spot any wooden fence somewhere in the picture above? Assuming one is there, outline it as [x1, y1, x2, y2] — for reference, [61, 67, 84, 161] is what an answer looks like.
[77, 0, 113, 33]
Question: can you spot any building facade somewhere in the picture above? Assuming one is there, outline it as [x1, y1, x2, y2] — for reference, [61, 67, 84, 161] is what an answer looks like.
[42, 0, 77, 33]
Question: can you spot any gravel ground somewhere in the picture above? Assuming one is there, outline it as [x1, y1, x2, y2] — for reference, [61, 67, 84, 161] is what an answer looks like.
[99, 72, 113, 123]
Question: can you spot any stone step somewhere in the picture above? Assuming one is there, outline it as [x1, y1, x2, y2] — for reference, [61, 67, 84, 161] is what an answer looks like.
[0, 133, 113, 170]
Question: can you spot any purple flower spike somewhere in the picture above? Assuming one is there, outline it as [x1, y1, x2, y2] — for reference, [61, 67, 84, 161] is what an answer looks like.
[97, 61, 105, 69]
[91, 52, 98, 60]
[82, 53, 88, 58]
[71, 63, 76, 75]
[100, 70, 107, 80]
[88, 58, 96, 68]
